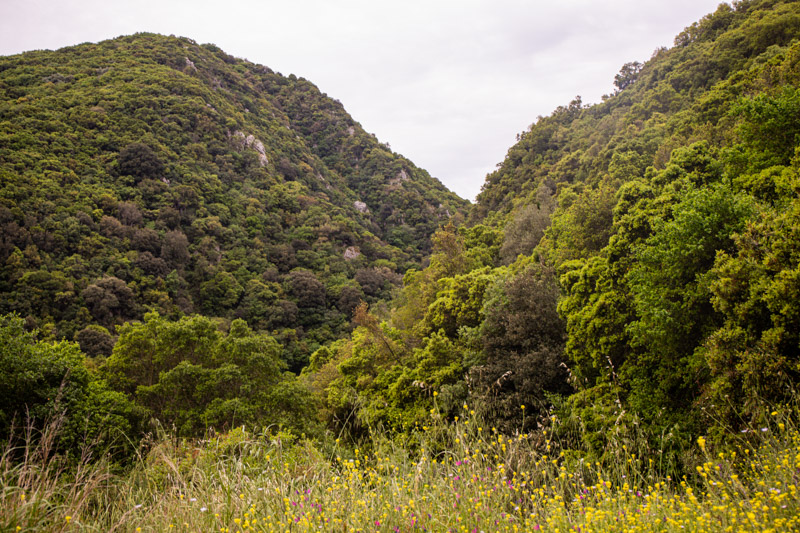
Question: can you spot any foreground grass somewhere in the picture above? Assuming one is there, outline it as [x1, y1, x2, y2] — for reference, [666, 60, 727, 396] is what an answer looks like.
[2, 406, 799, 532]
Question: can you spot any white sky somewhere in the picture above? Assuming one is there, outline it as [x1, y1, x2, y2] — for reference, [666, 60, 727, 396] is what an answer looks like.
[0, 0, 725, 200]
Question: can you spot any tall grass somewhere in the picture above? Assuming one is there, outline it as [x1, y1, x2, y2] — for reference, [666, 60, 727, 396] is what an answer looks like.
[1, 413, 116, 532]
[2, 404, 799, 532]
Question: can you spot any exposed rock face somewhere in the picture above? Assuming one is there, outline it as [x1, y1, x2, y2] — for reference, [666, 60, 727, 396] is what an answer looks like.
[250, 137, 268, 166]
[353, 201, 369, 213]
[389, 168, 410, 186]
[233, 131, 269, 166]
[343, 246, 361, 260]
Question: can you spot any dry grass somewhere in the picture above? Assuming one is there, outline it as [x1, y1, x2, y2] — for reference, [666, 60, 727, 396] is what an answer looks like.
[3, 405, 799, 532]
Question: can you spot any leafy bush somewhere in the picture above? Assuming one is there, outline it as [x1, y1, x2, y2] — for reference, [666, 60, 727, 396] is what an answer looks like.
[0, 314, 140, 461]
[103, 313, 319, 437]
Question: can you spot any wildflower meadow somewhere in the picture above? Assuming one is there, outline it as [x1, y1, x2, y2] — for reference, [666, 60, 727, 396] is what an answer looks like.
[3, 402, 799, 532]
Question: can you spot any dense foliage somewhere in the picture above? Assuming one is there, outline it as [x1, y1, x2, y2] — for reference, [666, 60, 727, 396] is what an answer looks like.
[3, 0, 800, 487]
[0, 33, 466, 372]
[0, 314, 139, 460]
[303, 0, 800, 461]
[103, 312, 318, 437]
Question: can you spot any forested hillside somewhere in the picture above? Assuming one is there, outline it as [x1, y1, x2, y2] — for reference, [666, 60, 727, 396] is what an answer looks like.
[0, 33, 466, 371]
[5, 1, 800, 530]
[308, 0, 800, 456]
[3, 0, 800, 512]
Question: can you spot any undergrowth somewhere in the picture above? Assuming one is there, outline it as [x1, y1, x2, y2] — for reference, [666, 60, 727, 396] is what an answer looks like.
[2, 402, 799, 532]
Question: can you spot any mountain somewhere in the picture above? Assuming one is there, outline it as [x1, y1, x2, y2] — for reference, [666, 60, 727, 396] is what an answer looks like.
[0, 33, 467, 369]
[474, 0, 800, 226]
[470, 0, 800, 439]
[306, 0, 800, 450]
[3, 0, 800, 469]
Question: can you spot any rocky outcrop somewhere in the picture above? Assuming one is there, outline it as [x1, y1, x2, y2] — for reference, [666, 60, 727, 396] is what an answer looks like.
[343, 246, 361, 260]
[233, 130, 269, 167]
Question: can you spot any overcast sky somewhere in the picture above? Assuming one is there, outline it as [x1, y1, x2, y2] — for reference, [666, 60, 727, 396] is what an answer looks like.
[0, 0, 725, 200]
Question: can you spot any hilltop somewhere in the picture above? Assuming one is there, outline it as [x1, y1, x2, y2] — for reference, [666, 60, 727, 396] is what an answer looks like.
[0, 33, 467, 369]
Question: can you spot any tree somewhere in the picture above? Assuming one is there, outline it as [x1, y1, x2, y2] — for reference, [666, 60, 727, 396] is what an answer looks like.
[75, 324, 115, 358]
[337, 285, 365, 317]
[161, 230, 190, 269]
[544, 182, 618, 265]
[0, 314, 139, 461]
[118, 202, 143, 226]
[500, 204, 551, 264]
[117, 143, 164, 181]
[103, 313, 316, 436]
[132, 227, 161, 254]
[288, 269, 326, 308]
[355, 267, 386, 297]
[429, 221, 471, 279]
[199, 271, 244, 315]
[614, 61, 643, 92]
[237, 279, 281, 327]
[471, 263, 570, 431]
[81, 276, 138, 327]
[704, 196, 800, 428]
[733, 87, 800, 169]
[624, 183, 757, 425]
[423, 267, 494, 339]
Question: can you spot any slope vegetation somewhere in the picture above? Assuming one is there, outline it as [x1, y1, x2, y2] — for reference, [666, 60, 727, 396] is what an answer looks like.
[308, 0, 800, 459]
[0, 33, 466, 370]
